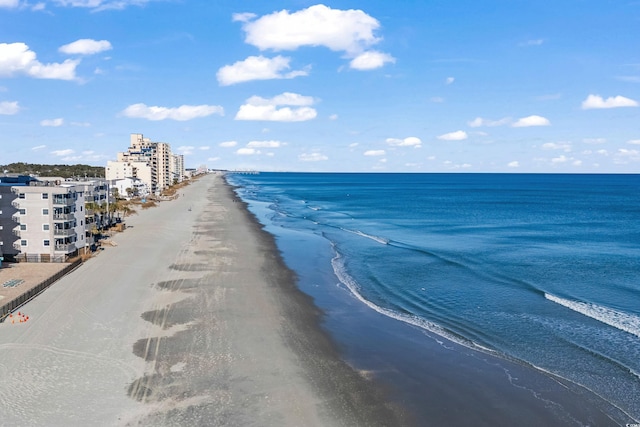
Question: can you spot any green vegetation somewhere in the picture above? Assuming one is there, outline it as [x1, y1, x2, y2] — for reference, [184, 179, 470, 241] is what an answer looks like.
[0, 162, 104, 178]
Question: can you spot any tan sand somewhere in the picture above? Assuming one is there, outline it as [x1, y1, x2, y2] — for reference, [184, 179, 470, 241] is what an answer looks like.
[0, 174, 404, 426]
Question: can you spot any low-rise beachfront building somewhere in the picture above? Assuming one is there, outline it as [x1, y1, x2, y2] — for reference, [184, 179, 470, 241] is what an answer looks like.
[0, 175, 39, 265]
[9, 181, 86, 262]
[112, 177, 149, 200]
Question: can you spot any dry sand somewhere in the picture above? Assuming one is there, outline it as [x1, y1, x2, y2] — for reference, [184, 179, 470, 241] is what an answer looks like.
[0, 174, 404, 426]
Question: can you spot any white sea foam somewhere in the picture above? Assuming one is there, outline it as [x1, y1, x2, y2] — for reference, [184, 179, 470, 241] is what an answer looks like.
[545, 293, 640, 338]
[341, 228, 389, 245]
[331, 250, 488, 353]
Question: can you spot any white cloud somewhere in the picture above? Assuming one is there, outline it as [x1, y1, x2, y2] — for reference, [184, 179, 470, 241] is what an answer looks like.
[349, 51, 395, 70]
[247, 140, 283, 148]
[581, 94, 639, 109]
[121, 103, 224, 121]
[329, 114, 338, 120]
[0, 101, 20, 115]
[238, 4, 393, 69]
[0, 42, 79, 80]
[237, 148, 259, 155]
[628, 139, 640, 145]
[199, 146, 210, 151]
[616, 76, 640, 83]
[0, 0, 19, 8]
[235, 92, 317, 122]
[542, 142, 572, 152]
[468, 117, 511, 127]
[507, 161, 520, 168]
[386, 136, 422, 147]
[512, 115, 550, 127]
[59, 39, 112, 55]
[519, 39, 544, 47]
[219, 141, 238, 148]
[217, 55, 309, 86]
[177, 145, 195, 155]
[232, 12, 257, 22]
[431, 97, 445, 103]
[299, 152, 328, 162]
[445, 77, 455, 85]
[41, 118, 64, 127]
[31, 144, 47, 151]
[551, 155, 569, 164]
[364, 150, 385, 156]
[437, 130, 468, 141]
[51, 149, 74, 157]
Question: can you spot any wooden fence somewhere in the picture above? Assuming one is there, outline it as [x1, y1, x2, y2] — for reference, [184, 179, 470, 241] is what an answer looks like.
[0, 258, 82, 322]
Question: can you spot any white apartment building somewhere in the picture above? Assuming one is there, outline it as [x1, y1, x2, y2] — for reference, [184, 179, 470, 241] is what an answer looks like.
[11, 183, 86, 262]
[171, 154, 185, 184]
[112, 177, 149, 200]
[106, 133, 174, 195]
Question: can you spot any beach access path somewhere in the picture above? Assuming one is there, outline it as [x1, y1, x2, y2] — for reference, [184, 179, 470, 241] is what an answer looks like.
[0, 174, 403, 426]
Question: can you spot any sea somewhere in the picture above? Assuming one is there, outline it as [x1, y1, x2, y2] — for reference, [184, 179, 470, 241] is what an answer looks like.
[226, 172, 640, 423]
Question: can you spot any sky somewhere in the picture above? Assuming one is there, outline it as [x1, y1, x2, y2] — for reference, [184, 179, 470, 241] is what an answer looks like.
[1, 0, 639, 173]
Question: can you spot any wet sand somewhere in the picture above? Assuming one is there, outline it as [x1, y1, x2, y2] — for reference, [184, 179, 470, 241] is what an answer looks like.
[0, 174, 404, 426]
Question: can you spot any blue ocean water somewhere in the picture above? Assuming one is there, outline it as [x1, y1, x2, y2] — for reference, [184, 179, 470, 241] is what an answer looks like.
[227, 172, 640, 421]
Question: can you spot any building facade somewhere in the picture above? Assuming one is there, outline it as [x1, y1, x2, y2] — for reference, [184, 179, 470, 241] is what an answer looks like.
[106, 133, 175, 195]
[9, 182, 86, 262]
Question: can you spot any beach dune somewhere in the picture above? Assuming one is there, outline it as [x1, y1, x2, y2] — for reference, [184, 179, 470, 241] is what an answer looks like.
[0, 174, 404, 426]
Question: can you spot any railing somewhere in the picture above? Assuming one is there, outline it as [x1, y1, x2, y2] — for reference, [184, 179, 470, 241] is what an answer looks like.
[12, 228, 21, 237]
[10, 187, 20, 195]
[11, 201, 20, 208]
[53, 213, 74, 221]
[52, 197, 75, 207]
[53, 229, 76, 237]
[54, 243, 75, 252]
[11, 214, 20, 223]
[13, 242, 21, 250]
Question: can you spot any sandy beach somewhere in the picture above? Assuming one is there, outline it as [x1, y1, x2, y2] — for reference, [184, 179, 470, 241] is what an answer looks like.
[0, 174, 404, 426]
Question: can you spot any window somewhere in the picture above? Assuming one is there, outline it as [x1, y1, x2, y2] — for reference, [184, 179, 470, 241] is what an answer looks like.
[18, 193, 25, 199]
[43, 208, 49, 215]
[20, 224, 27, 231]
[20, 240, 27, 246]
[42, 193, 49, 199]
[44, 240, 50, 246]
[19, 209, 26, 215]
[43, 224, 50, 231]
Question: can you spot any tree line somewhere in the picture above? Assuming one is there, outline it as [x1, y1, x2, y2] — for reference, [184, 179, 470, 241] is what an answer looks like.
[1, 163, 105, 179]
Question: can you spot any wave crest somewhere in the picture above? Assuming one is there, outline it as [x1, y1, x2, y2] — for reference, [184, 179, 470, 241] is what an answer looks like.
[545, 293, 640, 338]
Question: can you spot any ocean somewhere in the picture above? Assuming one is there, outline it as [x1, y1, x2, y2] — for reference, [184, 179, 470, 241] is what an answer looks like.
[226, 172, 640, 423]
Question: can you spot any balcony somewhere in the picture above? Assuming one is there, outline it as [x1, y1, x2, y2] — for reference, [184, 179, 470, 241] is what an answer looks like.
[11, 200, 21, 208]
[54, 244, 75, 252]
[11, 188, 20, 195]
[53, 213, 75, 221]
[52, 196, 75, 207]
[12, 227, 21, 237]
[11, 214, 21, 223]
[13, 242, 21, 251]
[54, 229, 76, 237]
